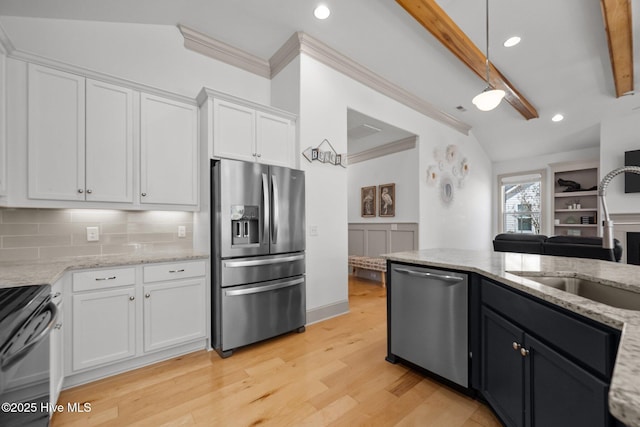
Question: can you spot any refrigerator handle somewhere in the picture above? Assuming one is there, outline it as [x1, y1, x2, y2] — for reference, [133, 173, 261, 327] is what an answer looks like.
[262, 173, 269, 245]
[272, 174, 279, 244]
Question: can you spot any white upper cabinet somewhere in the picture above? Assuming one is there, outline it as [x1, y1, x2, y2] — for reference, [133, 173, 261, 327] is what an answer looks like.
[213, 99, 256, 163]
[256, 111, 295, 168]
[85, 79, 134, 203]
[0, 51, 7, 196]
[28, 64, 86, 201]
[140, 93, 198, 206]
[21, 63, 198, 209]
[201, 89, 297, 168]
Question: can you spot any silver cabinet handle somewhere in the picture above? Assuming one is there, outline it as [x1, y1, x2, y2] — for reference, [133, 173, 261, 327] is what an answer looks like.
[95, 276, 117, 281]
[78, 189, 84, 194]
[520, 348, 530, 357]
[392, 268, 463, 282]
[169, 269, 185, 273]
[224, 278, 304, 296]
[145, 293, 151, 298]
[55, 323, 63, 330]
[129, 296, 135, 301]
[141, 192, 147, 197]
[224, 254, 304, 268]
[86, 189, 93, 194]
[53, 292, 61, 298]
[257, 153, 261, 158]
[512, 342, 521, 351]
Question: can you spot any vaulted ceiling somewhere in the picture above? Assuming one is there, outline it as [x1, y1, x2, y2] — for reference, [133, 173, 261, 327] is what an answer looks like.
[0, 0, 639, 162]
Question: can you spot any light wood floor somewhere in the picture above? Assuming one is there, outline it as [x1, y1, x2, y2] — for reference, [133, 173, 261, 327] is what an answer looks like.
[51, 276, 502, 427]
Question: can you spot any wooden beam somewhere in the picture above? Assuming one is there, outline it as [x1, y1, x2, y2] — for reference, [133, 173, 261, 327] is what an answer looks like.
[396, 0, 538, 120]
[600, 0, 633, 97]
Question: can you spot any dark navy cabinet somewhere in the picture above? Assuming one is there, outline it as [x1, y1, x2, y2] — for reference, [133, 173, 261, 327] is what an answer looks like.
[479, 279, 621, 427]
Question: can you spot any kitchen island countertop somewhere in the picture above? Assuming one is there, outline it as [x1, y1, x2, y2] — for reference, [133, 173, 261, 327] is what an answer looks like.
[382, 249, 640, 427]
[0, 249, 209, 289]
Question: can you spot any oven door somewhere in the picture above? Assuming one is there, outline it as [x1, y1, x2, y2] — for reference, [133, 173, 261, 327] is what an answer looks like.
[0, 301, 58, 426]
[221, 276, 305, 352]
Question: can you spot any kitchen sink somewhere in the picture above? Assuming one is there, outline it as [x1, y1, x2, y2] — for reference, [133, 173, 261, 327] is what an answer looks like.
[514, 274, 640, 311]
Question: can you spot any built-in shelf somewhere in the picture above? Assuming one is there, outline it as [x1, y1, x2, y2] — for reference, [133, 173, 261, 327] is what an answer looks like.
[551, 160, 600, 237]
[554, 190, 598, 198]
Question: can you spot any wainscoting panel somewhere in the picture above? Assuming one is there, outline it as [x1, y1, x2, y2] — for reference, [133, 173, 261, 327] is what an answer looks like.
[348, 223, 418, 257]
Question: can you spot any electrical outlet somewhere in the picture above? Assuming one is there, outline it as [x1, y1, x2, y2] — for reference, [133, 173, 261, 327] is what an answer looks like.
[86, 226, 99, 242]
[178, 225, 186, 238]
[310, 225, 318, 236]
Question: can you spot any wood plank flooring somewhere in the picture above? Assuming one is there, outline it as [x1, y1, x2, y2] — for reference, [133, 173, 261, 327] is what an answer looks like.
[51, 276, 502, 427]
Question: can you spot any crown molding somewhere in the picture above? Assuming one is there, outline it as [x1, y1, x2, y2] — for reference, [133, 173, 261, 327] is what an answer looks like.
[180, 26, 471, 135]
[347, 136, 417, 165]
[178, 24, 271, 79]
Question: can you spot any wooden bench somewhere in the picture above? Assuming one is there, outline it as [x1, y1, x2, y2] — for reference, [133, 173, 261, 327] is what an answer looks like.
[348, 255, 386, 287]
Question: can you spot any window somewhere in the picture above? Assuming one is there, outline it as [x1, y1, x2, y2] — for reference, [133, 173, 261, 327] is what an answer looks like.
[498, 171, 545, 234]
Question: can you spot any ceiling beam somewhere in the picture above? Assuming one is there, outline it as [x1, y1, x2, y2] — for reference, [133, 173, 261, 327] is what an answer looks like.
[600, 0, 633, 97]
[396, 0, 538, 120]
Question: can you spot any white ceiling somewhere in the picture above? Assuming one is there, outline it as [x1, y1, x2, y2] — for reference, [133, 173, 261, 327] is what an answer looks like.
[1, 0, 639, 162]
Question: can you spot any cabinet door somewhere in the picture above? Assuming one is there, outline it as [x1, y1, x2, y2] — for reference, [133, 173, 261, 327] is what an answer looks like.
[85, 79, 134, 202]
[256, 111, 294, 167]
[0, 52, 6, 196]
[28, 64, 85, 200]
[140, 94, 198, 205]
[481, 307, 525, 427]
[525, 334, 611, 427]
[72, 287, 136, 371]
[213, 99, 256, 162]
[143, 278, 206, 353]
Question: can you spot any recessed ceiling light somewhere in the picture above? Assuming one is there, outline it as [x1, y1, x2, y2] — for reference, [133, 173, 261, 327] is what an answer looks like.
[503, 36, 521, 48]
[552, 114, 564, 122]
[314, 5, 331, 20]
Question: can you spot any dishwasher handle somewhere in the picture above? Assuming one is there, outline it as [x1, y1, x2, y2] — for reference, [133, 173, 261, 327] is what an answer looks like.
[393, 267, 464, 283]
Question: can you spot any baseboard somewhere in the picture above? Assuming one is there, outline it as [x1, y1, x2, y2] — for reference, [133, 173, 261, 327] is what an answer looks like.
[306, 300, 350, 325]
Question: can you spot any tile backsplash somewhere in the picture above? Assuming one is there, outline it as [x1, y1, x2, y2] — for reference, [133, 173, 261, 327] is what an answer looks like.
[0, 208, 194, 261]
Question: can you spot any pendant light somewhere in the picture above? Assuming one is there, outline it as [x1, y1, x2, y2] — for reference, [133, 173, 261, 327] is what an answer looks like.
[472, 0, 505, 111]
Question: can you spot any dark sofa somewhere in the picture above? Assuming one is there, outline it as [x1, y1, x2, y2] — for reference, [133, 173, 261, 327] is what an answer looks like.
[493, 233, 622, 262]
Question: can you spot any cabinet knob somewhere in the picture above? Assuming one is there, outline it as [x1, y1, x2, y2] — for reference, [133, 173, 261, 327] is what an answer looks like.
[520, 348, 530, 357]
[78, 189, 84, 194]
[145, 293, 151, 298]
[141, 193, 147, 197]
[55, 323, 63, 330]
[256, 153, 261, 158]
[512, 342, 521, 351]
[87, 189, 93, 194]
[129, 296, 135, 301]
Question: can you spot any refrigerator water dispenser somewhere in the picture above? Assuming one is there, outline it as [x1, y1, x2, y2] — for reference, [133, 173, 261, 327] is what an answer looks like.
[231, 205, 260, 246]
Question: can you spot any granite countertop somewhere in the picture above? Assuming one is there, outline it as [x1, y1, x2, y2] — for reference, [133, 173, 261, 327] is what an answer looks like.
[0, 249, 209, 289]
[382, 249, 640, 427]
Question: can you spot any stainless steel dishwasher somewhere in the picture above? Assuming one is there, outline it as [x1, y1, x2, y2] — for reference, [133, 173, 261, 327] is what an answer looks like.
[387, 263, 469, 388]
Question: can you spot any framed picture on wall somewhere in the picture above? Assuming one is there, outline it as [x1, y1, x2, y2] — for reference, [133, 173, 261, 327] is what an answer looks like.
[361, 186, 376, 217]
[379, 183, 395, 217]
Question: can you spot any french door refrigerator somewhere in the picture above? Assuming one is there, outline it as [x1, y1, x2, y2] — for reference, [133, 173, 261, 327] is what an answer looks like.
[211, 158, 305, 358]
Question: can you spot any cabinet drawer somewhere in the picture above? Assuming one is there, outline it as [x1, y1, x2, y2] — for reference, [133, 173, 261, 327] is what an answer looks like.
[481, 279, 619, 379]
[73, 268, 136, 292]
[143, 261, 206, 283]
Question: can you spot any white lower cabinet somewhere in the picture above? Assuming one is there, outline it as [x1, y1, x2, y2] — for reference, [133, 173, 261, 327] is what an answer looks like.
[143, 279, 206, 353]
[65, 260, 207, 387]
[72, 287, 137, 371]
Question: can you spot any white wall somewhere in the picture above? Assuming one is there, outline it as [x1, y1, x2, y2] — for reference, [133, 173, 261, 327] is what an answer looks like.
[274, 55, 493, 317]
[492, 146, 600, 236]
[0, 16, 270, 103]
[600, 111, 640, 214]
[347, 148, 419, 223]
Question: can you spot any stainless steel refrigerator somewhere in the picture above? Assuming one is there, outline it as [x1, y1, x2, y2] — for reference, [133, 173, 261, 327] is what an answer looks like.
[211, 158, 305, 358]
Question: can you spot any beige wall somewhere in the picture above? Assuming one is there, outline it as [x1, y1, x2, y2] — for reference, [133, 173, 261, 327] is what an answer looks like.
[0, 208, 194, 261]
